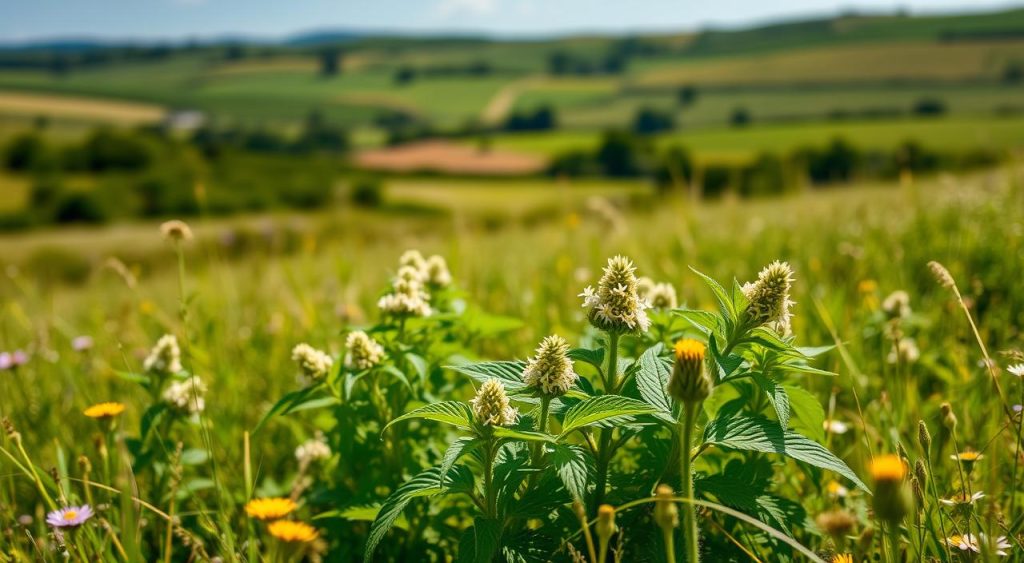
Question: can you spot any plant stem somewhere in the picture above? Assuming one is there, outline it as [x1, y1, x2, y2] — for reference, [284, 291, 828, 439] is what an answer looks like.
[662, 526, 677, 563]
[484, 438, 496, 518]
[679, 403, 700, 563]
[887, 523, 901, 563]
[529, 397, 552, 488]
[1010, 383, 1024, 516]
[593, 332, 621, 513]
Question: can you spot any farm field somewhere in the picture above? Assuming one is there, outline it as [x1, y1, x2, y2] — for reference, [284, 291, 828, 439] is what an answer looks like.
[4, 3, 1024, 561]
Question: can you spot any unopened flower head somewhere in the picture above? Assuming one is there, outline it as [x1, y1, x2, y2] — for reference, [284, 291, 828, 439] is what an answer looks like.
[887, 339, 920, 365]
[160, 220, 193, 242]
[144, 334, 182, 375]
[742, 261, 795, 335]
[522, 335, 577, 398]
[424, 255, 453, 288]
[669, 339, 711, 404]
[653, 484, 678, 531]
[162, 376, 206, 414]
[927, 261, 956, 290]
[881, 290, 912, 319]
[816, 509, 857, 540]
[292, 343, 333, 381]
[46, 505, 93, 528]
[870, 454, 911, 523]
[471, 379, 518, 426]
[295, 432, 331, 465]
[343, 331, 385, 371]
[579, 255, 651, 334]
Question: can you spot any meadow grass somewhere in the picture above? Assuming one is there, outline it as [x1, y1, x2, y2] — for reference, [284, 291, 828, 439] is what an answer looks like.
[2, 165, 1024, 559]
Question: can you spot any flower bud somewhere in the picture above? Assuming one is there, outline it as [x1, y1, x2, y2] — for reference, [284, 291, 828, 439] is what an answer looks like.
[941, 402, 957, 431]
[471, 379, 519, 427]
[815, 510, 856, 543]
[522, 335, 577, 398]
[913, 459, 927, 489]
[910, 476, 925, 512]
[579, 255, 651, 334]
[653, 485, 678, 531]
[741, 261, 796, 335]
[669, 339, 711, 404]
[917, 420, 932, 454]
[870, 455, 912, 524]
[596, 504, 617, 544]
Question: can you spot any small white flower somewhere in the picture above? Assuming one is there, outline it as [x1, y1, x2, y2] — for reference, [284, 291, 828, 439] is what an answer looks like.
[742, 261, 796, 335]
[940, 491, 985, 507]
[826, 480, 849, 498]
[579, 256, 651, 334]
[881, 290, 912, 319]
[144, 334, 182, 375]
[522, 335, 577, 398]
[823, 419, 849, 434]
[162, 376, 206, 414]
[295, 433, 331, 465]
[344, 331, 385, 371]
[424, 255, 452, 288]
[292, 343, 333, 381]
[887, 339, 920, 364]
[1007, 364, 1024, 378]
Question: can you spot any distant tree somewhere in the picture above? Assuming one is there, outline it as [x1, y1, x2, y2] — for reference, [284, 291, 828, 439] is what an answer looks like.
[739, 153, 787, 197]
[548, 51, 572, 75]
[394, 65, 417, 85]
[1002, 63, 1023, 84]
[596, 130, 649, 177]
[912, 98, 946, 117]
[351, 179, 383, 208]
[677, 86, 699, 107]
[654, 145, 694, 192]
[801, 137, 861, 184]
[223, 44, 246, 61]
[295, 111, 349, 153]
[319, 48, 342, 77]
[632, 106, 675, 135]
[504, 106, 557, 132]
[730, 107, 752, 127]
[3, 133, 47, 171]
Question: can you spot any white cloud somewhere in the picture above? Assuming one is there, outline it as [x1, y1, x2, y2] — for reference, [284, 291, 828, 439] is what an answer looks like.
[435, 0, 499, 18]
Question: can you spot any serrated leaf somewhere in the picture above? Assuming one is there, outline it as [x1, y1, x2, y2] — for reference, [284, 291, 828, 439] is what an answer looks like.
[703, 414, 868, 492]
[673, 309, 719, 336]
[784, 385, 827, 443]
[550, 444, 593, 501]
[560, 395, 659, 436]
[568, 348, 604, 370]
[448, 360, 528, 390]
[440, 437, 484, 488]
[364, 466, 468, 562]
[493, 427, 556, 443]
[690, 266, 735, 320]
[634, 345, 674, 419]
[458, 518, 503, 563]
[384, 401, 474, 432]
[321, 505, 409, 531]
[751, 373, 790, 429]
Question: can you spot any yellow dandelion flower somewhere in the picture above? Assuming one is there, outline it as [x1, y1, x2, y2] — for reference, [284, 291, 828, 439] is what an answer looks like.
[83, 402, 126, 419]
[951, 450, 983, 462]
[267, 520, 318, 543]
[245, 498, 297, 520]
[674, 339, 706, 363]
[869, 454, 906, 482]
[832, 554, 854, 563]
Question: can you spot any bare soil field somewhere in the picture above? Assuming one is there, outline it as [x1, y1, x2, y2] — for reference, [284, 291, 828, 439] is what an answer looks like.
[355, 139, 546, 175]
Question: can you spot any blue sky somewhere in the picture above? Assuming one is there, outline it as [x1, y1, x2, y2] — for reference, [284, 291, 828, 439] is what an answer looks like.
[1, 0, 1019, 42]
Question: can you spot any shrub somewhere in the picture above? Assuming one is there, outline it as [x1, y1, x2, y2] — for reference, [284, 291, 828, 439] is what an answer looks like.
[351, 178, 384, 208]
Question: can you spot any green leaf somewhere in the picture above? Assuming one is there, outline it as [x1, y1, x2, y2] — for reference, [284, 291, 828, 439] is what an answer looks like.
[751, 373, 790, 429]
[384, 401, 475, 432]
[634, 345, 674, 419]
[440, 437, 484, 489]
[550, 444, 593, 501]
[253, 385, 323, 433]
[674, 309, 720, 337]
[703, 414, 868, 492]
[568, 347, 604, 370]
[784, 385, 827, 443]
[115, 371, 150, 385]
[560, 395, 658, 436]
[493, 427, 556, 443]
[690, 266, 735, 320]
[381, 365, 413, 389]
[448, 360, 528, 390]
[364, 466, 467, 562]
[320, 505, 409, 530]
[457, 518, 503, 563]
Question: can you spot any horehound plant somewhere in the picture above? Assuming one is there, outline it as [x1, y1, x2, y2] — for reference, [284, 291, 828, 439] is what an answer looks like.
[357, 257, 864, 562]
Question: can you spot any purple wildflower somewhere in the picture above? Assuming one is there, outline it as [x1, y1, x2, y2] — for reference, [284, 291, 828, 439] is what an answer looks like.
[46, 505, 93, 528]
[0, 353, 10, 371]
[10, 350, 28, 366]
[72, 336, 94, 352]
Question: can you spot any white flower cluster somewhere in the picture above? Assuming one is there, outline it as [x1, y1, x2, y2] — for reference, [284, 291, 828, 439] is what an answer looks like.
[579, 255, 651, 334]
[522, 335, 577, 398]
[882, 290, 912, 319]
[344, 331, 385, 371]
[162, 376, 206, 414]
[887, 338, 921, 365]
[295, 432, 332, 466]
[742, 261, 795, 335]
[636, 276, 678, 310]
[471, 379, 519, 426]
[378, 250, 453, 317]
[291, 343, 334, 381]
[144, 334, 182, 375]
